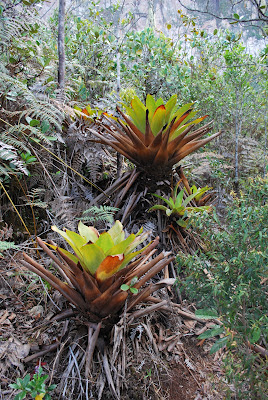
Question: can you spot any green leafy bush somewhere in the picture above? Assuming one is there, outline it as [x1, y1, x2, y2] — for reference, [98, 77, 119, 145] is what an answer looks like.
[177, 176, 268, 399]
[9, 367, 56, 400]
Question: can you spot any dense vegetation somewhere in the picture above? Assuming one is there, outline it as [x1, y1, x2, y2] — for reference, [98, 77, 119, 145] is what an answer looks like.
[0, 1, 267, 399]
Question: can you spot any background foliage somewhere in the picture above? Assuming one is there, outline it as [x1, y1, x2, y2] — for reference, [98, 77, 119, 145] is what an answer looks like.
[0, 1, 267, 399]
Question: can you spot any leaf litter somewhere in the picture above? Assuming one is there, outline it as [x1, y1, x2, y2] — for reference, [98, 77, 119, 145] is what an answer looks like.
[0, 250, 231, 400]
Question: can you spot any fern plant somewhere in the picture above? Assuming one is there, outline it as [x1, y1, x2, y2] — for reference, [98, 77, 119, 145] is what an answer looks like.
[0, 240, 18, 256]
[25, 188, 48, 209]
[79, 205, 119, 224]
[0, 140, 29, 179]
[0, 71, 64, 182]
[0, 73, 64, 131]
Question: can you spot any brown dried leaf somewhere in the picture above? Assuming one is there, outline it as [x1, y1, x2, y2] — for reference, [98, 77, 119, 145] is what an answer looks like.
[0, 337, 30, 372]
[184, 319, 197, 330]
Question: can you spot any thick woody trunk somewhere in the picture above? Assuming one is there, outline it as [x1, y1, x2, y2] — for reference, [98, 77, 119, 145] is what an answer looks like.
[264, 117, 267, 178]
[58, 0, 65, 95]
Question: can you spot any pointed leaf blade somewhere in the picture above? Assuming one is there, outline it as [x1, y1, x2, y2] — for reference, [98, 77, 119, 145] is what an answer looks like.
[165, 94, 177, 123]
[124, 231, 150, 255]
[174, 188, 185, 208]
[108, 220, 125, 244]
[78, 221, 99, 243]
[151, 105, 166, 136]
[95, 232, 114, 254]
[79, 244, 106, 274]
[146, 94, 157, 123]
[95, 254, 124, 282]
[108, 234, 136, 256]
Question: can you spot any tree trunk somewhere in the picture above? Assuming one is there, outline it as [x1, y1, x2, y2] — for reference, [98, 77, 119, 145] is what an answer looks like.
[116, 48, 123, 178]
[58, 0, 66, 97]
[148, 0, 155, 29]
[234, 90, 239, 188]
[264, 117, 267, 177]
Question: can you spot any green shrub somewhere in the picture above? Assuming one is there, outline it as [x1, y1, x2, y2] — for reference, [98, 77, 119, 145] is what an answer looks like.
[177, 176, 268, 399]
[9, 367, 56, 400]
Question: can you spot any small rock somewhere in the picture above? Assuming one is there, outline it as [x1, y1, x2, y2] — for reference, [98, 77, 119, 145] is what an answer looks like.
[29, 305, 44, 318]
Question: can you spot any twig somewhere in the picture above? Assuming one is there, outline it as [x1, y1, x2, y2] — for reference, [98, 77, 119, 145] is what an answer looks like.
[85, 322, 101, 376]
[24, 342, 61, 363]
[145, 296, 223, 325]
[247, 341, 268, 358]
[51, 308, 76, 322]
[129, 300, 168, 323]
[49, 334, 71, 385]
[101, 348, 119, 400]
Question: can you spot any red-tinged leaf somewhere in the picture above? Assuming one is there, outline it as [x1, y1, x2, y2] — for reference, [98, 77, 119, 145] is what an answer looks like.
[153, 119, 174, 164]
[81, 108, 90, 120]
[103, 112, 119, 122]
[148, 126, 164, 151]
[178, 124, 212, 147]
[99, 290, 128, 317]
[82, 108, 90, 115]
[171, 112, 208, 140]
[178, 131, 222, 159]
[169, 109, 192, 138]
[167, 125, 194, 155]
[100, 122, 133, 147]
[151, 105, 166, 136]
[164, 94, 177, 123]
[95, 254, 124, 282]
[116, 106, 145, 142]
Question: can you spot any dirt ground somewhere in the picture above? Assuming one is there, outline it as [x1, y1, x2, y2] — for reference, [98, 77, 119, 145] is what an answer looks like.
[0, 255, 229, 400]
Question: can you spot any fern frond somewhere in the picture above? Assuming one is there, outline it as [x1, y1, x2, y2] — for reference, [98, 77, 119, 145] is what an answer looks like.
[0, 132, 29, 152]
[0, 163, 10, 177]
[86, 153, 103, 182]
[79, 205, 119, 224]
[0, 61, 8, 74]
[8, 123, 55, 145]
[51, 195, 77, 231]
[0, 73, 64, 132]
[23, 103, 63, 132]
[0, 141, 29, 177]
[0, 16, 29, 45]
[24, 188, 48, 209]
[0, 241, 18, 256]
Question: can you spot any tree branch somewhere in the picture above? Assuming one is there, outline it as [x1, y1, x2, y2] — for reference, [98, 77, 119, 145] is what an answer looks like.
[177, 0, 268, 24]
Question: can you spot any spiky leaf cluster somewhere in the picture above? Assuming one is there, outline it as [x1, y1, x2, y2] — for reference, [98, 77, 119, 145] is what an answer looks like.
[149, 186, 211, 228]
[22, 221, 174, 320]
[90, 94, 221, 175]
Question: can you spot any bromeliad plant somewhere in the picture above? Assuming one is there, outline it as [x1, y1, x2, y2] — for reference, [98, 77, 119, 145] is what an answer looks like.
[74, 104, 102, 122]
[90, 94, 221, 176]
[190, 185, 213, 206]
[21, 221, 174, 322]
[149, 185, 211, 228]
